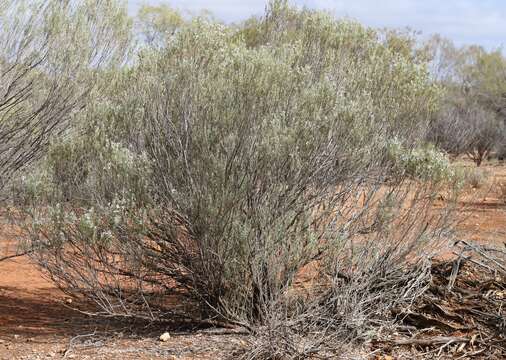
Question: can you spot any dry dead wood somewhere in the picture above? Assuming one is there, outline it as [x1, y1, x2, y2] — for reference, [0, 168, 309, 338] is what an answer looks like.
[388, 241, 506, 358]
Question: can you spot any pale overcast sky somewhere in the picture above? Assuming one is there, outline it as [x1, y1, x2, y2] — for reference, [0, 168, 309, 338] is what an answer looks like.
[128, 0, 505, 50]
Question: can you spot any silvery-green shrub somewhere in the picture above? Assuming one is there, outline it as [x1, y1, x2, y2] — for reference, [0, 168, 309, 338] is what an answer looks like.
[26, 1, 458, 327]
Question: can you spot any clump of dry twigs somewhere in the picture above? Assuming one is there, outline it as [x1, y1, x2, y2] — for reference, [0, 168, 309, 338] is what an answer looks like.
[387, 241, 506, 358]
[240, 261, 433, 359]
[239, 241, 506, 359]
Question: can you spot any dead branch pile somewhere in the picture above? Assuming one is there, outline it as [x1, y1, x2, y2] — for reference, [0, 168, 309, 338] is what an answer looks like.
[383, 240, 506, 358]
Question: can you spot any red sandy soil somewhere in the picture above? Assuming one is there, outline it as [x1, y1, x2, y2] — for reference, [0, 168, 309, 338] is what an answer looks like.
[0, 250, 244, 359]
[457, 161, 506, 247]
[1, 160, 505, 359]
[0, 229, 244, 359]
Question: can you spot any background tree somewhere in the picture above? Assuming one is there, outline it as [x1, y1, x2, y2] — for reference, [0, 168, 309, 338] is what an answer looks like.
[135, 3, 184, 47]
[0, 0, 131, 189]
[426, 36, 506, 165]
[467, 50, 506, 159]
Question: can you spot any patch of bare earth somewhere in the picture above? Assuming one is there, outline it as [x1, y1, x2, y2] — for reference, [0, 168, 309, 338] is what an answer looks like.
[457, 161, 506, 248]
[0, 224, 245, 359]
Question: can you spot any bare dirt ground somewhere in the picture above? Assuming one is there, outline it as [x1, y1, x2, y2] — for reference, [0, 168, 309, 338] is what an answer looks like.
[1, 160, 505, 359]
[0, 249, 244, 360]
[457, 162, 506, 247]
[0, 227, 245, 359]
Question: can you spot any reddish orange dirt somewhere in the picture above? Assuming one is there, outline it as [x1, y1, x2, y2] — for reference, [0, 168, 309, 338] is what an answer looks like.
[0, 247, 243, 359]
[457, 161, 506, 248]
[0, 160, 505, 359]
[0, 227, 244, 359]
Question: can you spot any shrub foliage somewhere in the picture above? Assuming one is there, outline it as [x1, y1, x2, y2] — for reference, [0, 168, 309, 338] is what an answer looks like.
[17, 2, 462, 353]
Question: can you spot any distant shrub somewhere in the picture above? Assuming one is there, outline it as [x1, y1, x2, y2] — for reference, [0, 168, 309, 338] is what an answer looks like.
[387, 138, 459, 183]
[14, 121, 151, 209]
[497, 181, 506, 203]
[10, 167, 52, 205]
[464, 168, 489, 189]
[45, 130, 151, 206]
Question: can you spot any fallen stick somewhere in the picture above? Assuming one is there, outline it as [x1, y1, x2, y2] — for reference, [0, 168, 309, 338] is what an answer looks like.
[391, 336, 470, 347]
[0, 251, 31, 262]
[455, 241, 506, 273]
[455, 348, 486, 359]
